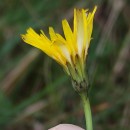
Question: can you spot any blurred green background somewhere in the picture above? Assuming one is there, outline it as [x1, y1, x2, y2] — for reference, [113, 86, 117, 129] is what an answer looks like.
[0, 0, 130, 129]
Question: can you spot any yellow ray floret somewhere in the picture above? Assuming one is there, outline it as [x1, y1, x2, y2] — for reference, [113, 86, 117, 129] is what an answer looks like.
[21, 28, 67, 67]
[73, 6, 97, 61]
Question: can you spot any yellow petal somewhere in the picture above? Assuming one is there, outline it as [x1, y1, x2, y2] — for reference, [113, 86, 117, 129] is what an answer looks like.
[53, 40, 71, 64]
[73, 8, 77, 39]
[85, 6, 97, 56]
[21, 28, 66, 66]
[49, 27, 57, 42]
[62, 19, 77, 60]
[73, 7, 97, 62]
[74, 9, 87, 58]
[49, 27, 72, 63]
[21, 28, 50, 54]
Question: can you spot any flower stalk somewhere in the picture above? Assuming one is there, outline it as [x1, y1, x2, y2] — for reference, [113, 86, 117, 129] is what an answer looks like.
[80, 92, 93, 130]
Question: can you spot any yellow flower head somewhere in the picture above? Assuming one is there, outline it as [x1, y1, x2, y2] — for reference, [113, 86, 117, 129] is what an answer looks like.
[21, 6, 97, 92]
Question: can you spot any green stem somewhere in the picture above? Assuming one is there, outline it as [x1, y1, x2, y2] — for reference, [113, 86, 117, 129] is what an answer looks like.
[80, 93, 93, 130]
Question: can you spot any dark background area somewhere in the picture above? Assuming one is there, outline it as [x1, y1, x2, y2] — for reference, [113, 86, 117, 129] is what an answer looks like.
[0, 0, 130, 130]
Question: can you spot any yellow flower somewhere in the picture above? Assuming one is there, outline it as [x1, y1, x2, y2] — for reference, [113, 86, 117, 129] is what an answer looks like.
[21, 6, 97, 92]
